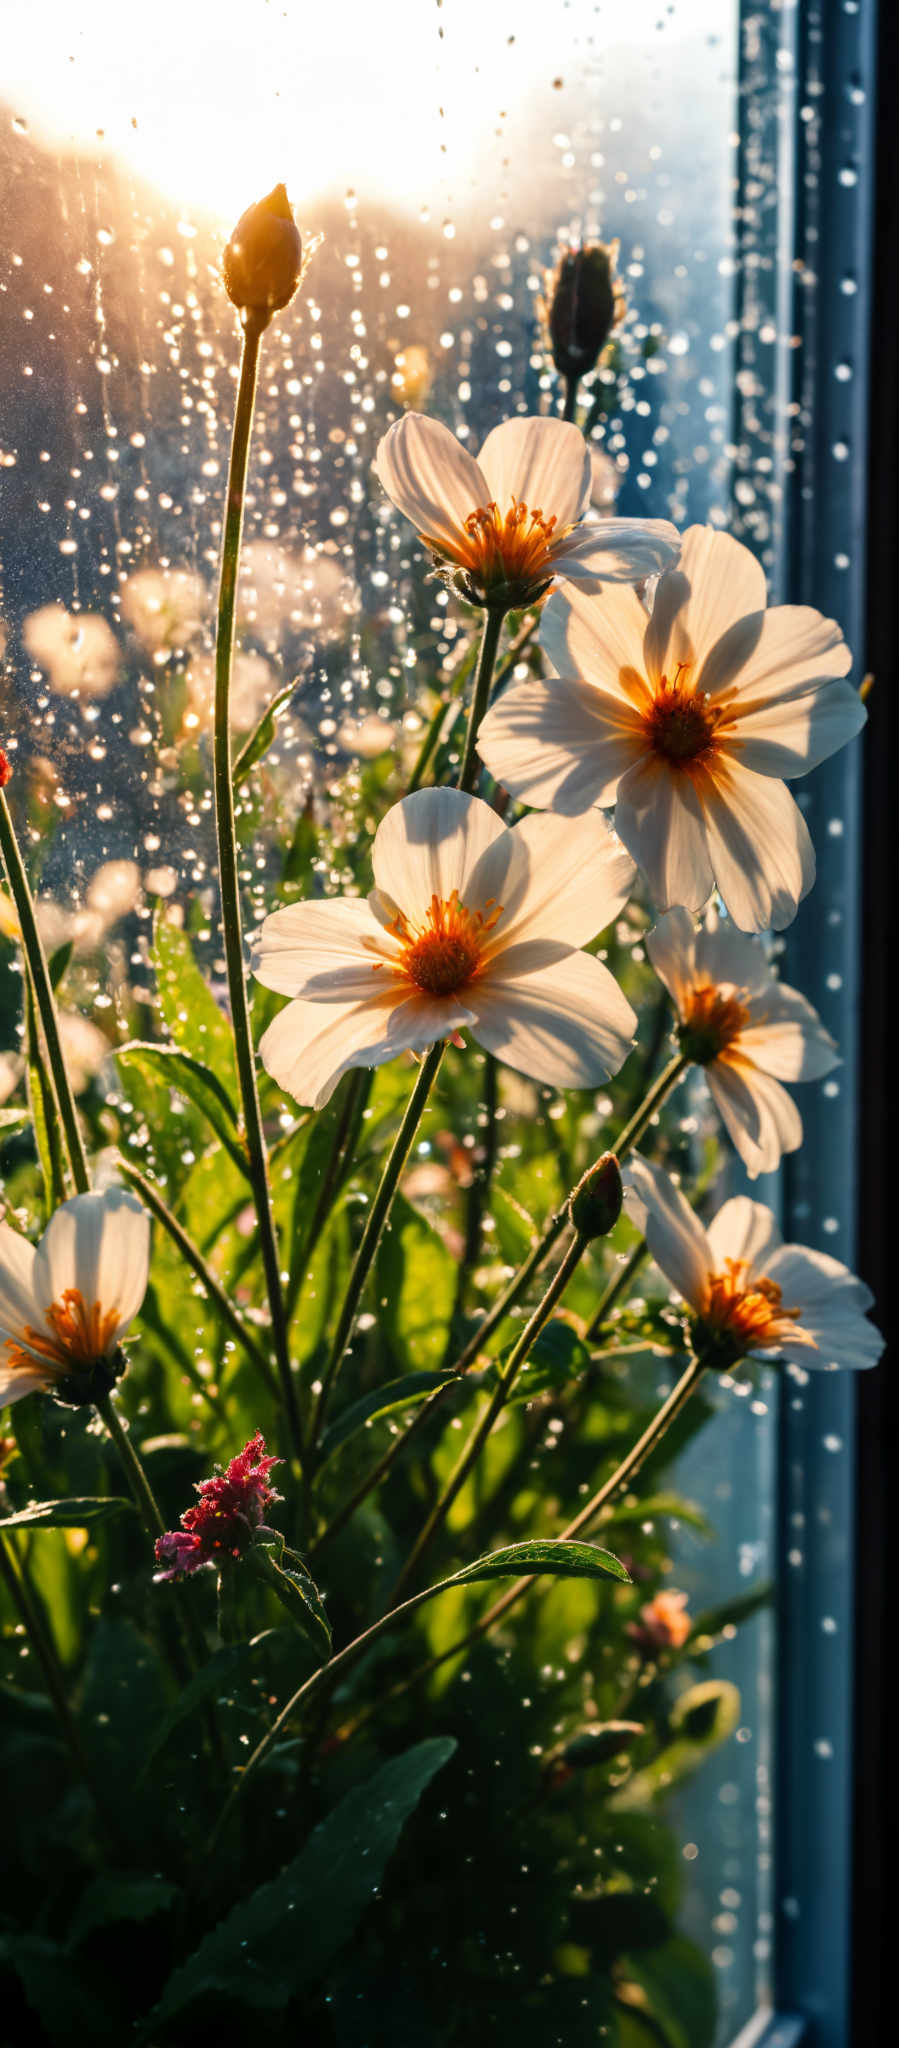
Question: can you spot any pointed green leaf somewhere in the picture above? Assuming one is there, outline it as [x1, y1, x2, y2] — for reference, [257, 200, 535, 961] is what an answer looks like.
[152, 910, 238, 1089]
[447, 1539, 630, 1588]
[491, 1318, 591, 1404]
[232, 681, 297, 788]
[249, 1542, 332, 1660]
[320, 1370, 452, 1463]
[118, 1041, 248, 1174]
[0, 1497, 135, 1531]
[611, 1680, 741, 1810]
[67, 1874, 180, 1950]
[375, 1194, 457, 1369]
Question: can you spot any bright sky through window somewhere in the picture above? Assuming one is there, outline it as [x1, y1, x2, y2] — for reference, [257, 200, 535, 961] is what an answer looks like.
[4, 0, 726, 220]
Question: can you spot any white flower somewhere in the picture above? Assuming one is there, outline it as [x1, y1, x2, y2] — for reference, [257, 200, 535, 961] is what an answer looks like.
[23, 604, 120, 699]
[185, 648, 274, 731]
[252, 787, 637, 1109]
[374, 412, 679, 608]
[625, 1153, 883, 1372]
[478, 525, 867, 931]
[647, 907, 838, 1177]
[120, 567, 207, 654]
[0, 1190, 151, 1409]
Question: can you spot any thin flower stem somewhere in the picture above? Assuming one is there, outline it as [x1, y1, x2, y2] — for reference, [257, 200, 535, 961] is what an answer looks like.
[213, 312, 302, 1462]
[95, 1392, 209, 1683]
[0, 787, 91, 1194]
[306, 1378, 459, 1565]
[409, 610, 539, 797]
[612, 1050, 688, 1157]
[562, 373, 581, 423]
[0, 1534, 106, 1824]
[310, 1040, 447, 1450]
[386, 1229, 590, 1607]
[119, 1161, 278, 1400]
[456, 605, 507, 794]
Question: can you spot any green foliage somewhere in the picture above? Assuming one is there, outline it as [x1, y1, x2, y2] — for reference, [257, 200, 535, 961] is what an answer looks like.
[447, 1538, 631, 1588]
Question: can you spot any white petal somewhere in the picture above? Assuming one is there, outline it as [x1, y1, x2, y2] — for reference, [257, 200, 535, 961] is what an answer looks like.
[469, 946, 636, 1089]
[0, 1220, 39, 1344]
[615, 755, 716, 914]
[478, 416, 591, 528]
[0, 1360, 59, 1407]
[777, 1319, 884, 1371]
[33, 1190, 151, 1345]
[374, 413, 487, 550]
[259, 989, 471, 1110]
[765, 1244, 875, 1317]
[252, 896, 392, 997]
[646, 527, 768, 681]
[707, 1061, 802, 1178]
[705, 602, 852, 706]
[540, 583, 653, 704]
[371, 788, 507, 927]
[739, 984, 838, 1081]
[699, 760, 815, 932]
[553, 518, 681, 586]
[694, 918, 770, 995]
[645, 908, 698, 1012]
[723, 680, 866, 777]
[488, 809, 635, 948]
[623, 1153, 711, 1312]
[478, 676, 645, 812]
[706, 1194, 782, 1270]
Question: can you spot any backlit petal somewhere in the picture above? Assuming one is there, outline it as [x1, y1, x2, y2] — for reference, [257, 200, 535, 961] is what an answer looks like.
[33, 1190, 151, 1344]
[259, 988, 472, 1110]
[252, 896, 393, 997]
[705, 603, 852, 706]
[721, 679, 866, 777]
[469, 945, 636, 1089]
[374, 413, 488, 550]
[478, 676, 645, 812]
[624, 1153, 711, 1313]
[706, 1195, 782, 1270]
[371, 788, 507, 928]
[553, 518, 681, 585]
[740, 984, 838, 1081]
[615, 755, 716, 913]
[645, 908, 698, 1010]
[646, 527, 768, 680]
[478, 416, 591, 528]
[0, 1220, 39, 1345]
[487, 809, 636, 948]
[707, 1060, 803, 1178]
[699, 760, 815, 931]
[541, 583, 653, 702]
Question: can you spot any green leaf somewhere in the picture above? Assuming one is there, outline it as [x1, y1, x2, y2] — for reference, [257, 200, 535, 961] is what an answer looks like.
[118, 1041, 248, 1175]
[0, 1497, 135, 1531]
[67, 1874, 180, 1949]
[549, 1721, 645, 1771]
[152, 909, 238, 1090]
[491, 1319, 590, 1404]
[621, 1933, 717, 2048]
[249, 1541, 332, 1660]
[605, 1491, 712, 1537]
[47, 938, 74, 990]
[319, 1370, 452, 1463]
[687, 1581, 772, 1650]
[0, 1105, 31, 1133]
[147, 1737, 457, 2026]
[489, 1183, 538, 1266]
[0, 1933, 118, 2045]
[232, 681, 297, 788]
[140, 1643, 255, 1774]
[447, 1539, 630, 1589]
[611, 1680, 741, 1810]
[375, 1194, 457, 1369]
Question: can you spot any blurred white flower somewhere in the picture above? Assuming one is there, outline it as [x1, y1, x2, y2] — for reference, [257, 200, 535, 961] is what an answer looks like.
[185, 649, 274, 731]
[120, 567, 207, 653]
[23, 604, 120, 698]
[57, 1013, 109, 1094]
[338, 714, 396, 759]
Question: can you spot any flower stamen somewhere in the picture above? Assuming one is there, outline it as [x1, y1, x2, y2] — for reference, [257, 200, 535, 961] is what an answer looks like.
[678, 981, 749, 1064]
[645, 665, 720, 769]
[4, 1288, 120, 1377]
[420, 496, 564, 598]
[383, 889, 503, 997]
[701, 1257, 809, 1354]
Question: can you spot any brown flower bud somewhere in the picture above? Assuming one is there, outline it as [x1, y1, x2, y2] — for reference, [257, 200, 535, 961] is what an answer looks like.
[547, 244, 624, 378]
[222, 184, 303, 324]
[569, 1151, 623, 1241]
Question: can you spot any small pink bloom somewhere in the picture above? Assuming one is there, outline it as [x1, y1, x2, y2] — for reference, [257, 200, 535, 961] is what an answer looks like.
[153, 1431, 283, 1581]
[628, 1588, 692, 1657]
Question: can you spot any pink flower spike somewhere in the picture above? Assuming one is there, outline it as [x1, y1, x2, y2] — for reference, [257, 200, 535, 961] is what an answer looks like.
[152, 1432, 283, 1581]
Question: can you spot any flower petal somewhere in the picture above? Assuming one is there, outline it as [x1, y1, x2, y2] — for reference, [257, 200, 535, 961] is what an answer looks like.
[0, 1359, 58, 1407]
[468, 946, 636, 1089]
[485, 809, 636, 949]
[614, 755, 716, 914]
[706, 602, 852, 706]
[259, 989, 471, 1110]
[33, 1190, 151, 1344]
[0, 1220, 39, 1345]
[553, 517, 681, 585]
[706, 1194, 782, 1269]
[477, 416, 591, 528]
[694, 916, 770, 995]
[698, 760, 815, 932]
[644, 527, 768, 682]
[252, 896, 393, 998]
[540, 583, 653, 703]
[707, 1060, 803, 1178]
[765, 1244, 875, 1317]
[623, 1153, 711, 1313]
[645, 908, 698, 1010]
[739, 984, 838, 1081]
[374, 413, 488, 549]
[371, 788, 508, 927]
[721, 680, 866, 777]
[478, 676, 645, 812]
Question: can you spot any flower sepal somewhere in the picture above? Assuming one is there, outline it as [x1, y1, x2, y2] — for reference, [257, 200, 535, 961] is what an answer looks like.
[247, 1531, 332, 1661]
[53, 1343, 127, 1410]
[449, 566, 553, 614]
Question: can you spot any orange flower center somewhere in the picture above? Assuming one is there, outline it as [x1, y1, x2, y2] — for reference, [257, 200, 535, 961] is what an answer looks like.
[701, 1258, 805, 1355]
[4, 1288, 121, 1378]
[421, 497, 563, 595]
[383, 890, 502, 997]
[644, 666, 721, 769]
[678, 980, 749, 1064]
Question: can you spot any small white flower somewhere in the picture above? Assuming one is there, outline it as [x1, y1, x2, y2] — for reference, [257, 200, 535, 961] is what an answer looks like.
[0, 1190, 151, 1409]
[120, 567, 207, 654]
[23, 604, 120, 699]
[478, 525, 867, 931]
[647, 907, 838, 1178]
[374, 412, 679, 608]
[625, 1152, 883, 1372]
[252, 787, 638, 1109]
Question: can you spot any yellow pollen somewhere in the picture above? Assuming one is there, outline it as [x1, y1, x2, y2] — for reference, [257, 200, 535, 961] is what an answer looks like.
[421, 496, 562, 593]
[702, 1258, 804, 1354]
[3, 1288, 120, 1378]
[679, 981, 749, 1064]
[384, 889, 502, 997]
[645, 665, 720, 769]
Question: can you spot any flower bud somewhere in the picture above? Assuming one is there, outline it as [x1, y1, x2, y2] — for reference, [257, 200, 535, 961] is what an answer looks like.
[222, 184, 303, 324]
[569, 1151, 623, 1241]
[546, 244, 624, 378]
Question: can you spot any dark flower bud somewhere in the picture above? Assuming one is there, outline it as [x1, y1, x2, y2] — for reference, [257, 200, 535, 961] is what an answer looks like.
[547, 244, 624, 378]
[569, 1151, 623, 1241]
[222, 184, 303, 325]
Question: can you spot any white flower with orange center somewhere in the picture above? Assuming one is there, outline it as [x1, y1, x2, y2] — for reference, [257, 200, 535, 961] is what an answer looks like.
[0, 1190, 151, 1409]
[477, 525, 867, 931]
[647, 907, 838, 1178]
[374, 413, 679, 609]
[625, 1153, 883, 1373]
[252, 787, 638, 1109]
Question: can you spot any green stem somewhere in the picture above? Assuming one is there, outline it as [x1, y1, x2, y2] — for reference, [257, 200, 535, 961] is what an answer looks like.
[386, 1229, 589, 1606]
[310, 1040, 446, 1449]
[95, 1392, 211, 1689]
[118, 1161, 278, 1399]
[0, 787, 90, 1193]
[562, 373, 580, 423]
[456, 605, 507, 795]
[612, 1050, 688, 1158]
[307, 1377, 459, 1565]
[286, 1067, 373, 1323]
[213, 312, 302, 1461]
[0, 1534, 105, 1823]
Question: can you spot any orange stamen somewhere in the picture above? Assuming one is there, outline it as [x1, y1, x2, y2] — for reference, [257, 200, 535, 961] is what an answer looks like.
[644, 664, 721, 771]
[701, 1257, 810, 1354]
[3, 1287, 120, 1379]
[679, 980, 749, 1064]
[382, 889, 503, 998]
[420, 496, 564, 594]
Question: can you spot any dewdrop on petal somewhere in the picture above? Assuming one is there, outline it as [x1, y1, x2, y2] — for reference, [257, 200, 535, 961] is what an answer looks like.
[222, 184, 304, 325]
